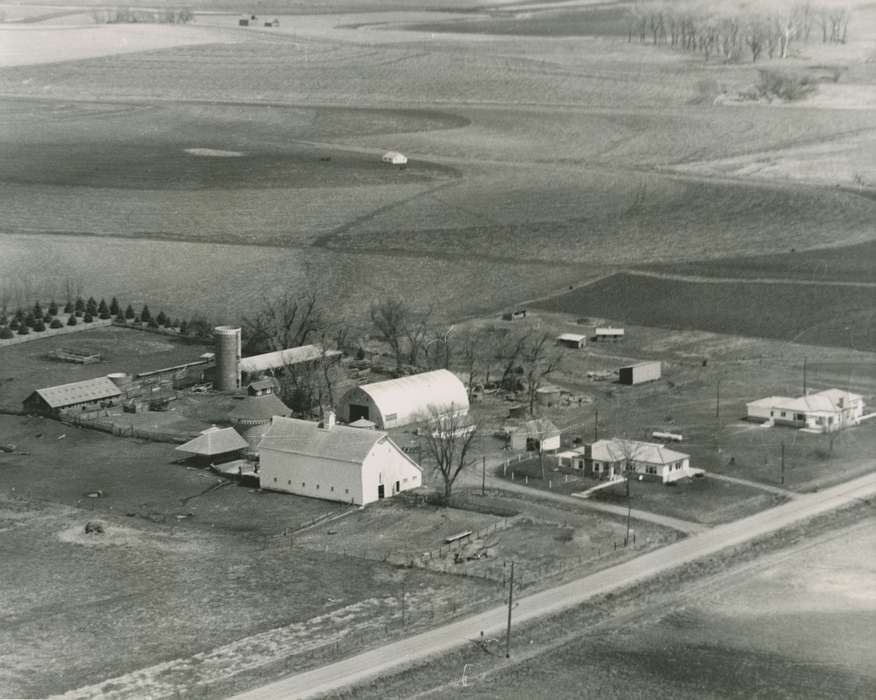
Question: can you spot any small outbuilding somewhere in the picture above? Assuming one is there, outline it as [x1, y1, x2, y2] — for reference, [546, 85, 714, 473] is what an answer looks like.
[619, 361, 661, 385]
[176, 427, 249, 466]
[509, 418, 561, 452]
[257, 414, 422, 505]
[337, 369, 469, 429]
[502, 309, 527, 321]
[594, 327, 624, 342]
[557, 333, 586, 349]
[239, 345, 341, 384]
[382, 151, 408, 165]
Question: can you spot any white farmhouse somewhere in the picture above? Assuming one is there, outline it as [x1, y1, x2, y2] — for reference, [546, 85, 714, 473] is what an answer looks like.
[257, 413, 422, 505]
[558, 438, 691, 484]
[746, 388, 864, 432]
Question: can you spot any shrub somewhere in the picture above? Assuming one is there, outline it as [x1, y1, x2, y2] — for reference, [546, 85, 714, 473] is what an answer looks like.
[50, 318, 64, 329]
[0, 327, 13, 339]
[83, 313, 94, 323]
[0, 313, 6, 326]
[33, 320, 46, 332]
[18, 326, 29, 335]
[756, 69, 817, 101]
[67, 316, 77, 326]
[99, 311, 111, 320]
[9, 320, 20, 330]
[148, 318, 159, 329]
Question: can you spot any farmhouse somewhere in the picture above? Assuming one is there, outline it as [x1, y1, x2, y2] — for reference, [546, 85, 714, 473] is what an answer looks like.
[594, 327, 624, 342]
[337, 369, 469, 429]
[382, 151, 408, 165]
[563, 438, 691, 484]
[175, 427, 249, 467]
[746, 389, 865, 432]
[23, 376, 122, 416]
[619, 361, 661, 385]
[556, 333, 586, 349]
[257, 413, 422, 505]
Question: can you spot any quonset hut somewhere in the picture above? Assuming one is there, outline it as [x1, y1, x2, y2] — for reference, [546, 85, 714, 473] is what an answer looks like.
[337, 369, 469, 430]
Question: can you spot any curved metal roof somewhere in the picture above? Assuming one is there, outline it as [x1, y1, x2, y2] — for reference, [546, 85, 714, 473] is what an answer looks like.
[355, 369, 469, 426]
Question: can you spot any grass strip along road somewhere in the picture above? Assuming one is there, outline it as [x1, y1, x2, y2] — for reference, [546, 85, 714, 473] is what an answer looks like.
[230, 470, 876, 700]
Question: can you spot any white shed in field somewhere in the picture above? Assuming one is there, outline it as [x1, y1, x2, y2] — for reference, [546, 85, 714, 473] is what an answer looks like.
[382, 151, 408, 165]
[257, 413, 422, 505]
[337, 369, 469, 429]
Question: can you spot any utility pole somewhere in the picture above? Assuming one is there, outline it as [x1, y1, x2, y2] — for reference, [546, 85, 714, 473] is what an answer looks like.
[594, 408, 599, 441]
[625, 467, 632, 546]
[716, 378, 721, 420]
[803, 357, 807, 395]
[505, 561, 515, 659]
[481, 455, 486, 496]
[401, 581, 406, 627]
[780, 441, 785, 486]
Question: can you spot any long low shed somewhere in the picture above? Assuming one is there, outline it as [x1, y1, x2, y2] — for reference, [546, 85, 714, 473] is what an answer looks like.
[619, 361, 661, 385]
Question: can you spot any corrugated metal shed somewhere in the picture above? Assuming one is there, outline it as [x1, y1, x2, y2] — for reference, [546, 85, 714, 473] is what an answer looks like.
[239, 345, 341, 374]
[31, 377, 122, 409]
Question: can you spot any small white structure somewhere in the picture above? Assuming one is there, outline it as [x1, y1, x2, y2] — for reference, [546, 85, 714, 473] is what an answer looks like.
[382, 151, 408, 165]
[176, 427, 249, 464]
[594, 327, 624, 341]
[239, 345, 341, 380]
[337, 369, 469, 429]
[509, 418, 561, 452]
[746, 389, 864, 432]
[580, 438, 690, 484]
[257, 414, 422, 505]
[557, 333, 586, 349]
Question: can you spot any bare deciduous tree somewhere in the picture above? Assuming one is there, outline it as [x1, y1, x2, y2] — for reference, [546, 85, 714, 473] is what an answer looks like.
[519, 333, 563, 416]
[241, 291, 322, 355]
[417, 405, 478, 503]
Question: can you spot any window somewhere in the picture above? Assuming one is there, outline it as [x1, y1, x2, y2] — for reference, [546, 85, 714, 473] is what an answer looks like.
[287, 480, 291, 485]
[781, 411, 786, 417]
[330, 486, 334, 492]
[345, 488, 349, 494]
[302, 482, 306, 487]
[646, 465, 657, 475]
[316, 484, 320, 490]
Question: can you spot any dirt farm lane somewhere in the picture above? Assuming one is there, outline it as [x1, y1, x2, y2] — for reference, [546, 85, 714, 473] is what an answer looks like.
[228, 470, 876, 700]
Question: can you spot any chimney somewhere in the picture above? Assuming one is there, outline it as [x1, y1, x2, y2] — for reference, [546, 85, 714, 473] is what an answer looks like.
[319, 410, 336, 430]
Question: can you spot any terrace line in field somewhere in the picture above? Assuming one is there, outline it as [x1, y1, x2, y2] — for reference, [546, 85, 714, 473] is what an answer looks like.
[257, 413, 422, 505]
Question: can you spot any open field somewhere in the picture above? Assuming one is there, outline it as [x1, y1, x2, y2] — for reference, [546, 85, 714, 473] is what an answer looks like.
[329, 504, 876, 700]
[0, 325, 209, 411]
[534, 272, 876, 352]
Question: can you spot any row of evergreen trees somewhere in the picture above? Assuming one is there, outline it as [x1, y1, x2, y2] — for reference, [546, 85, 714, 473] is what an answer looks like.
[0, 296, 188, 339]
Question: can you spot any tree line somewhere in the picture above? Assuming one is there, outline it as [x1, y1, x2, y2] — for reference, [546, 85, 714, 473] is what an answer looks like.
[91, 7, 194, 25]
[626, 1, 853, 62]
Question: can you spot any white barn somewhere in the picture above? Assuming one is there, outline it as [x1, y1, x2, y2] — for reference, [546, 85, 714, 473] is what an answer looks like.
[382, 151, 408, 165]
[337, 369, 469, 429]
[258, 414, 422, 505]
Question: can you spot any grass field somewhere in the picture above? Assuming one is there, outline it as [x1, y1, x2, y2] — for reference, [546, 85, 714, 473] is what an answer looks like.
[534, 272, 876, 352]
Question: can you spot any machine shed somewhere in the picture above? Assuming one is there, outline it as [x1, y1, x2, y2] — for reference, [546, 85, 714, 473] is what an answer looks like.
[337, 369, 469, 429]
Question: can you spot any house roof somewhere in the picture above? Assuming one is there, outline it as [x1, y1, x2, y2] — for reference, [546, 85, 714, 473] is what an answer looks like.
[228, 393, 291, 423]
[176, 427, 248, 456]
[30, 376, 122, 409]
[590, 438, 688, 465]
[750, 389, 863, 415]
[557, 333, 586, 343]
[521, 418, 560, 438]
[621, 361, 660, 370]
[239, 345, 341, 374]
[353, 369, 469, 424]
[258, 416, 400, 465]
[595, 327, 624, 335]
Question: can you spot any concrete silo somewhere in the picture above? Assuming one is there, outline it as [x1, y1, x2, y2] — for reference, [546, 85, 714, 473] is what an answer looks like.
[213, 326, 241, 391]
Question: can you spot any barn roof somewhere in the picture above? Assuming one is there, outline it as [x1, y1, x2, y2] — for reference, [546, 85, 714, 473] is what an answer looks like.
[590, 438, 688, 465]
[239, 345, 341, 375]
[355, 369, 469, 422]
[258, 416, 393, 465]
[176, 427, 248, 456]
[30, 376, 122, 409]
[228, 393, 291, 423]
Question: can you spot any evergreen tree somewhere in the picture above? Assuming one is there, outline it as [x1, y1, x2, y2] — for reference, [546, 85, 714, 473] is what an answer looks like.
[140, 304, 152, 323]
[156, 311, 167, 326]
[109, 297, 120, 316]
[33, 302, 43, 318]
[86, 297, 98, 316]
[33, 320, 46, 332]
[67, 316, 77, 326]
[74, 296, 85, 313]
[0, 327, 13, 340]
[98, 298, 109, 315]
[84, 313, 94, 323]
[48, 300, 58, 316]
[50, 318, 63, 329]
[124, 304, 135, 320]
[17, 325, 29, 335]
[178, 320, 188, 335]
[63, 301, 74, 314]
